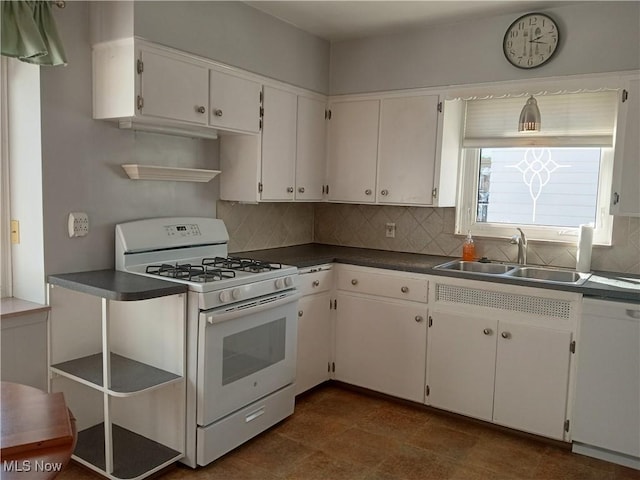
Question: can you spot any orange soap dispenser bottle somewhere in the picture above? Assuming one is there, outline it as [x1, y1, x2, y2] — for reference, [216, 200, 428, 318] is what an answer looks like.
[462, 231, 476, 261]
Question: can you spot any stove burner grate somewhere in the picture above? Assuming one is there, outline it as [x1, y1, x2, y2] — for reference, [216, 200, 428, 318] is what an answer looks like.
[202, 257, 282, 273]
[146, 263, 236, 283]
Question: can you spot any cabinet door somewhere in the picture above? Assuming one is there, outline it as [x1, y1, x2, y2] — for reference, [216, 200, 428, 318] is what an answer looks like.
[209, 69, 261, 133]
[611, 77, 640, 216]
[326, 100, 379, 203]
[139, 49, 209, 125]
[426, 312, 497, 421]
[295, 292, 332, 395]
[296, 96, 327, 201]
[260, 86, 297, 201]
[378, 95, 439, 205]
[334, 294, 427, 403]
[493, 322, 571, 440]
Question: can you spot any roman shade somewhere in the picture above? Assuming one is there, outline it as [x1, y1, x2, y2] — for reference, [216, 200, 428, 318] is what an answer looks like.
[463, 90, 619, 147]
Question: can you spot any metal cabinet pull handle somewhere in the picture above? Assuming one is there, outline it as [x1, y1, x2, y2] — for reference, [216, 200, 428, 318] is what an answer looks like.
[351, 279, 358, 285]
[381, 189, 389, 196]
[196, 106, 206, 114]
[401, 286, 409, 293]
[365, 189, 372, 195]
[312, 280, 320, 287]
[415, 316, 423, 323]
[501, 331, 512, 339]
[483, 328, 493, 335]
[287, 187, 294, 193]
[298, 187, 305, 193]
[214, 108, 223, 117]
[298, 310, 303, 317]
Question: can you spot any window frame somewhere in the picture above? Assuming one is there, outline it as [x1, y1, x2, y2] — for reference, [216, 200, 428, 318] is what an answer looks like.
[456, 146, 614, 245]
[1, 56, 12, 298]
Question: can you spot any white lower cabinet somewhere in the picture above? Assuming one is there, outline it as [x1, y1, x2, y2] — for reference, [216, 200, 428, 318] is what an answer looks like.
[426, 277, 579, 441]
[296, 266, 333, 395]
[493, 321, 572, 439]
[426, 312, 497, 421]
[333, 265, 428, 403]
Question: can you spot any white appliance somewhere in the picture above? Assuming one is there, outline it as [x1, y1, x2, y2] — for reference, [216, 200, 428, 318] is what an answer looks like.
[572, 297, 640, 470]
[115, 217, 299, 467]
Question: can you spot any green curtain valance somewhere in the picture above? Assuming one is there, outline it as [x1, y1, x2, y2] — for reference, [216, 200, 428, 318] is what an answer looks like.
[1, 1, 67, 66]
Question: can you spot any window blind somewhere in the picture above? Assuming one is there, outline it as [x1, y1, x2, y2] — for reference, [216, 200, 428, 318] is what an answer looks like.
[463, 90, 619, 147]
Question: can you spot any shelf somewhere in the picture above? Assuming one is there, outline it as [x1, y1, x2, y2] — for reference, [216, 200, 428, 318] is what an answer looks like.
[74, 423, 181, 479]
[51, 353, 181, 396]
[121, 164, 220, 182]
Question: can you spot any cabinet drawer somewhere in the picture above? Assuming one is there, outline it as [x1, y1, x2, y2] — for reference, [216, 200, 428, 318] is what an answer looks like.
[298, 267, 333, 296]
[336, 267, 428, 302]
[196, 384, 295, 466]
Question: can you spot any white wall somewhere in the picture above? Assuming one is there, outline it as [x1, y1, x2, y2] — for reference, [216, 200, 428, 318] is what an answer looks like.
[330, 2, 640, 94]
[37, 1, 330, 276]
[39, 2, 218, 275]
[89, 1, 329, 93]
[134, 1, 330, 94]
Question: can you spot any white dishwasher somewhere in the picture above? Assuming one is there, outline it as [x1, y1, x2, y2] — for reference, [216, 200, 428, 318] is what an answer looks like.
[572, 297, 640, 470]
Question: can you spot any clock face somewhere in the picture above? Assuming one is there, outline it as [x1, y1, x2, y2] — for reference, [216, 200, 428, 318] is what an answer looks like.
[503, 13, 559, 69]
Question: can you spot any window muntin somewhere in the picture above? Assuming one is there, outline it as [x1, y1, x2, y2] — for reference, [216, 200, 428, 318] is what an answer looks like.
[458, 147, 614, 245]
[477, 147, 602, 227]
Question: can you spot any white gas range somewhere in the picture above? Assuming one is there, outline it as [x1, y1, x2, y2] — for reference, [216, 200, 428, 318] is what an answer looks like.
[115, 217, 299, 468]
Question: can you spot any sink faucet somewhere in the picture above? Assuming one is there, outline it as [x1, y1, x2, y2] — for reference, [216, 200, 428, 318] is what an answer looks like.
[510, 228, 527, 264]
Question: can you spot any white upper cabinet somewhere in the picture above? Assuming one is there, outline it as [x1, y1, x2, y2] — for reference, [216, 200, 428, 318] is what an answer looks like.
[139, 48, 209, 125]
[377, 95, 439, 205]
[326, 99, 380, 203]
[209, 69, 262, 134]
[220, 86, 328, 203]
[326, 93, 458, 207]
[296, 96, 327, 201]
[93, 38, 263, 139]
[611, 75, 640, 217]
[260, 86, 298, 201]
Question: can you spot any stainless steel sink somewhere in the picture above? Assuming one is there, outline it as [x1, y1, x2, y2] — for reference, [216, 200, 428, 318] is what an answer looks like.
[504, 266, 591, 285]
[434, 260, 517, 275]
[434, 260, 591, 286]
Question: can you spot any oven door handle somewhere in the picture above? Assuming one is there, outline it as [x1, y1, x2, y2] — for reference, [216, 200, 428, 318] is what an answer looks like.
[206, 291, 301, 325]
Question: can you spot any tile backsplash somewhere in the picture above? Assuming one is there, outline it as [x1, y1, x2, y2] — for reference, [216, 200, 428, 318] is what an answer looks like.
[314, 203, 640, 274]
[218, 200, 640, 274]
[217, 201, 314, 253]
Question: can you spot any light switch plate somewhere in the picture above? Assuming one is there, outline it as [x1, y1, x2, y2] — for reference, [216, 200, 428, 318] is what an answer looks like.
[68, 212, 89, 238]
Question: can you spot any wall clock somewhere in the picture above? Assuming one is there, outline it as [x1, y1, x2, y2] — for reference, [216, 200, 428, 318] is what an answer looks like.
[503, 13, 559, 69]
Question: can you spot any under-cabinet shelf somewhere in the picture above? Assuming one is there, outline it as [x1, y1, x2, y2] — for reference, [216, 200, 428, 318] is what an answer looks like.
[121, 164, 220, 182]
[51, 353, 181, 396]
[74, 423, 181, 480]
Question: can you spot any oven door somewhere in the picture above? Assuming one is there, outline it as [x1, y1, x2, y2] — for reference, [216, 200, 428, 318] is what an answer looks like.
[197, 290, 299, 426]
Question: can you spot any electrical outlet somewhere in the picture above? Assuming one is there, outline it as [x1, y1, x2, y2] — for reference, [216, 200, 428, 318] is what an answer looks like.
[386, 222, 396, 238]
[68, 212, 89, 238]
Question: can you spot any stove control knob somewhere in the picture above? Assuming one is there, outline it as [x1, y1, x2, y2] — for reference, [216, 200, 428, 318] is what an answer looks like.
[232, 288, 242, 300]
[275, 278, 285, 289]
[219, 290, 232, 303]
[284, 276, 294, 287]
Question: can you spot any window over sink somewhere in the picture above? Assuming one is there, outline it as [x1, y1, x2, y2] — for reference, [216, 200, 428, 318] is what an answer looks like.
[456, 89, 619, 245]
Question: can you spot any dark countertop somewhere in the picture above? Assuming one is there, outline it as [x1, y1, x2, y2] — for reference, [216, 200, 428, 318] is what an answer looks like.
[237, 243, 640, 303]
[47, 270, 188, 301]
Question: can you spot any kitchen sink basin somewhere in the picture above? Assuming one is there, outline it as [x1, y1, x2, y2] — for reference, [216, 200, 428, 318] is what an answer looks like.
[434, 260, 591, 286]
[434, 260, 517, 275]
[505, 266, 591, 284]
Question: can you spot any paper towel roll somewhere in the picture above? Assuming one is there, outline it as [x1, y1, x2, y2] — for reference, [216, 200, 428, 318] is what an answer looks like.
[576, 224, 593, 273]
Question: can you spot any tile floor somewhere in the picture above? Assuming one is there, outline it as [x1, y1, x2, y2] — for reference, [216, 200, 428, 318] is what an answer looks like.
[60, 383, 639, 480]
